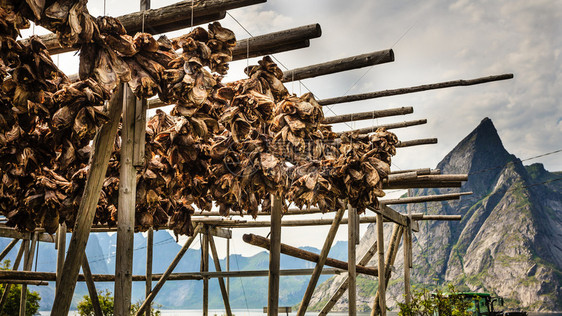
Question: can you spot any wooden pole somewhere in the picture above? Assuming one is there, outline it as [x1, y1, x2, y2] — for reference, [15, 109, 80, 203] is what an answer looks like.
[297, 206, 346, 315]
[134, 224, 203, 316]
[51, 84, 124, 315]
[82, 255, 103, 316]
[0, 239, 18, 262]
[404, 189, 413, 305]
[381, 192, 472, 205]
[340, 119, 427, 135]
[233, 24, 321, 60]
[39, 0, 268, 54]
[0, 268, 346, 282]
[376, 213, 386, 316]
[282, 49, 394, 82]
[0, 240, 25, 313]
[19, 233, 37, 316]
[324, 107, 413, 125]
[208, 234, 233, 316]
[243, 234, 378, 276]
[202, 226, 210, 316]
[268, 194, 282, 316]
[399, 138, 439, 148]
[145, 228, 153, 316]
[226, 233, 230, 295]
[318, 74, 514, 106]
[348, 204, 357, 316]
[319, 240, 378, 316]
[56, 223, 66, 287]
[372, 225, 404, 316]
[115, 86, 138, 316]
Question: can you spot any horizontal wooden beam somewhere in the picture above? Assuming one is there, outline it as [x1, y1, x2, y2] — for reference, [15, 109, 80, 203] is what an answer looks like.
[39, 0, 267, 54]
[342, 119, 427, 135]
[0, 227, 55, 243]
[367, 205, 408, 226]
[0, 268, 344, 282]
[324, 107, 413, 124]
[384, 181, 463, 189]
[396, 138, 438, 148]
[281, 49, 394, 82]
[232, 24, 321, 60]
[243, 234, 379, 276]
[390, 168, 440, 175]
[380, 192, 472, 205]
[318, 74, 514, 106]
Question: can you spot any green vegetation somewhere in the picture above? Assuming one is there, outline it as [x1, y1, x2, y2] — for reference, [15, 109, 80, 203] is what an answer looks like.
[77, 290, 161, 316]
[0, 260, 40, 316]
[397, 285, 472, 316]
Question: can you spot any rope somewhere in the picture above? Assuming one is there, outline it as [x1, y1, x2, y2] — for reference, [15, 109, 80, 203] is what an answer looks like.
[232, 242, 251, 314]
[190, 0, 194, 32]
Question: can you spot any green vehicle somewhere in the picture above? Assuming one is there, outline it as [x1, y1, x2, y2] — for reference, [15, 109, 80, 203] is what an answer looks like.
[448, 292, 527, 316]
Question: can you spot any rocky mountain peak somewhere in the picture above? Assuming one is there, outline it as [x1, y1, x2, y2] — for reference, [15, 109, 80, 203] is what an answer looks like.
[437, 117, 514, 195]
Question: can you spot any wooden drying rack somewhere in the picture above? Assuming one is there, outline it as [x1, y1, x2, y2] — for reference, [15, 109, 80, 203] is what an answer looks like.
[0, 0, 514, 315]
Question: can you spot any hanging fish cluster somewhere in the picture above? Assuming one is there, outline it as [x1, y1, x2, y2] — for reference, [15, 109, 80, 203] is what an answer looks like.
[0, 2, 399, 237]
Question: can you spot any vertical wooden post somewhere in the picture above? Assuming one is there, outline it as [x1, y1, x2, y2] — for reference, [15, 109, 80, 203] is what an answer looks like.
[202, 226, 209, 316]
[208, 234, 233, 316]
[404, 218, 412, 304]
[319, 238, 378, 316]
[404, 189, 413, 304]
[376, 214, 386, 316]
[268, 194, 282, 316]
[82, 255, 103, 316]
[0, 239, 19, 262]
[145, 227, 153, 316]
[226, 234, 230, 295]
[19, 233, 37, 316]
[348, 204, 357, 316]
[372, 225, 404, 316]
[0, 240, 25, 312]
[51, 85, 124, 315]
[134, 0, 149, 167]
[115, 86, 137, 316]
[56, 223, 66, 286]
[297, 206, 346, 316]
[134, 224, 203, 316]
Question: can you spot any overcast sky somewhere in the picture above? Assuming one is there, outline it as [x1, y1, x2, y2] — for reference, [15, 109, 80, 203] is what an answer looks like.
[23, 0, 562, 256]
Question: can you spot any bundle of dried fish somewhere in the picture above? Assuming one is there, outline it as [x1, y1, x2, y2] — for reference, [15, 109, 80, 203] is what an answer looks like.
[244, 56, 288, 102]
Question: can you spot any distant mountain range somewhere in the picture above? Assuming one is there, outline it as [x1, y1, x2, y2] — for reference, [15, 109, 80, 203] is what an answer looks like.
[0, 230, 348, 310]
[308, 117, 562, 312]
[0, 117, 560, 312]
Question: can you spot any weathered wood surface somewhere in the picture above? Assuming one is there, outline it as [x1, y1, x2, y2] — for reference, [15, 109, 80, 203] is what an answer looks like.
[297, 207, 345, 315]
[396, 138, 438, 148]
[243, 234, 378, 276]
[0, 268, 346, 282]
[39, 0, 268, 54]
[380, 192, 472, 205]
[134, 224, 203, 316]
[0, 239, 18, 262]
[282, 49, 394, 82]
[342, 119, 427, 135]
[56, 223, 66, 286]
[0, 227, 55, 243]
[202, 227, 209, 316]
[318, 74, 514, 106]
[208, 235, 232, 316]
[115, 86, 138, 315]
[145, 228, 153, 316]
[319, 239, 379, 316]
[372, 225, 403, 316]
[268, 194, 282, 316]
[51, 85, 124, 316]
[348, 205, 358, 316]
[234, 24, 321, 60]
[82, 256, 103, 316]
[324, 107, 413, 124]
[376, 213, 386, 316]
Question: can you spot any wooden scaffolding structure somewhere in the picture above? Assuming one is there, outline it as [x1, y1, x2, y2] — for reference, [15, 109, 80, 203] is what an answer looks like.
[0, 0, 514, 315]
